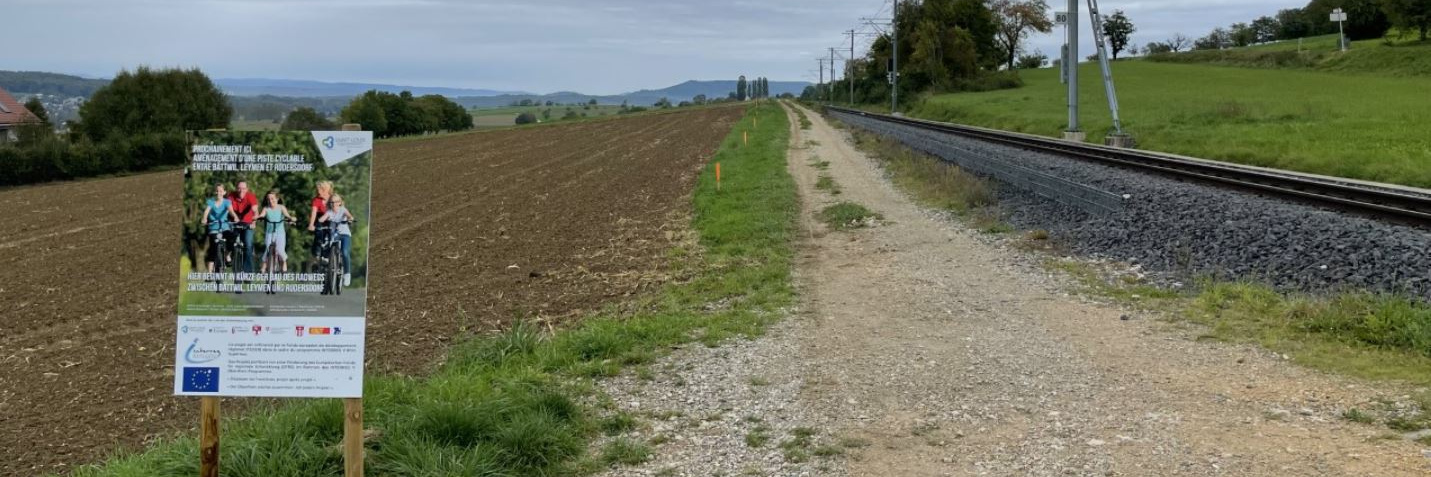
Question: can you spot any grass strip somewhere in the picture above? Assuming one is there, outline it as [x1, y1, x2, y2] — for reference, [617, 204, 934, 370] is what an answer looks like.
[818, 202, 882, 230]
[69, 100, 796, 477]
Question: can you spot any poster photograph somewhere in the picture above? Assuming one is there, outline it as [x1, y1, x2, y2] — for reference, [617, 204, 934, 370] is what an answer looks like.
[174, 130, 373, 398]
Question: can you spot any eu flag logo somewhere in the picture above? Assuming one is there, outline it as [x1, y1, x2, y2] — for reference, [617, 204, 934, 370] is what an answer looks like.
[182, 367, 220, 393]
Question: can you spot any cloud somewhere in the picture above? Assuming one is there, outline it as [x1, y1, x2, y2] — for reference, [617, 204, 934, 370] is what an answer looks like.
[11, 0, 1303, 94]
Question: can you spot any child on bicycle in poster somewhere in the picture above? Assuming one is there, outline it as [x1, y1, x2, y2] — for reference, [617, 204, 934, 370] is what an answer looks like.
[199, 183, 240, 274]
[258, 189, 297, 274]
[319, 194, 356, 287]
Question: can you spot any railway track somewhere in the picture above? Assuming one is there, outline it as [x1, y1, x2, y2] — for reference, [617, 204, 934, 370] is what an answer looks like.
[826, 106, 1431, 225]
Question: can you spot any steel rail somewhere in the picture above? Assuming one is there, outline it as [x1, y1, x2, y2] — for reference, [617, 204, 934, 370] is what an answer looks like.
[827, 106, 1431, 224]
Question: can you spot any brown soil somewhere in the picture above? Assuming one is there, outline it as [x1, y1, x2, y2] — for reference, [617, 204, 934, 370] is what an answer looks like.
[0, 106, 741, 476]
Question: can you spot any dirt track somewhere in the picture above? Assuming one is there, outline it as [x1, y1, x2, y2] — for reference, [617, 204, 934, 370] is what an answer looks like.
[585, 102, 1429, 476]
[0, 106, 741, 475]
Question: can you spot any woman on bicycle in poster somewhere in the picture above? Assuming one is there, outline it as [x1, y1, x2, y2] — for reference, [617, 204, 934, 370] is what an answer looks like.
[199, 183, 239, 274]
[319, 194, 356, 287]
[258, 189, 297, 273]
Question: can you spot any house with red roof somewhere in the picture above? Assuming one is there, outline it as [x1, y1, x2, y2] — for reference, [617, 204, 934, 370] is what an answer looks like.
[0, 86, 41, 142]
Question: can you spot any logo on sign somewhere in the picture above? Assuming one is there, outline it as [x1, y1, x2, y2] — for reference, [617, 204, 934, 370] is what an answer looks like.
[182, 367, 220, 392]
[323, 136, 335, 149]
[296, 326, 305, 337]
[183, 339, 221, 364]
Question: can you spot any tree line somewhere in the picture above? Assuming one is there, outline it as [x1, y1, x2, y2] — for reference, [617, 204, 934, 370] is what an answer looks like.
[1142, 0, 1430, 54]
[1, 67, 475, 185]
[801, 0, 1056, 105]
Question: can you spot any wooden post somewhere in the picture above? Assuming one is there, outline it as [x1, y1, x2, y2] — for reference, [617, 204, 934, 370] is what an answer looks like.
[715, 162, 722, 191]
[339, 122, 365, 477]
[199, 397, 220, 477]
[743, 131, 748, 146]
[344, 398, 364, 476]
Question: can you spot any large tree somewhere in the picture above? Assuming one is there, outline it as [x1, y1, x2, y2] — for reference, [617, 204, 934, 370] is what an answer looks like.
[1304, 0, 1391, 40]
[1276, 8, 1315, 39]
[1251, 16, 1281, 43]
[1383, 0, 1431, 40]
[1229, 22, 1258, 47]
[75, 67, 230, 141]
[1194, 28, 1233, 50]
[1101, 10, 1136, 60]
[991, 0, 1054, 70]
[1167, 33, 1192, 52]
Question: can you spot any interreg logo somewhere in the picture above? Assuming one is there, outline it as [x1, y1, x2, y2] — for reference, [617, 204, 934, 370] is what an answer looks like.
[184, 338, 221, 364]
[323, 136, 336, 149]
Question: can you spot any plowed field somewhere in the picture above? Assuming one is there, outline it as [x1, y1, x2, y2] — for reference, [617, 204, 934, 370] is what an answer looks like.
[0, 105, 742, 475]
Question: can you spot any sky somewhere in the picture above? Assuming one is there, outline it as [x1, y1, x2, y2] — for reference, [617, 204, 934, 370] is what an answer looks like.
[12, 0, 1304, 95]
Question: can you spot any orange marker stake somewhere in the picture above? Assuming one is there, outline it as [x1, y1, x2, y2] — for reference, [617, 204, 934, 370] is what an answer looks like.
[716, 162, 722, 191]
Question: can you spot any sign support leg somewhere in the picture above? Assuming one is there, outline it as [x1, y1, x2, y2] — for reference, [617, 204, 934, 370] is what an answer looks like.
[344, 398, 364, 477]
[200, 397, 220, 477]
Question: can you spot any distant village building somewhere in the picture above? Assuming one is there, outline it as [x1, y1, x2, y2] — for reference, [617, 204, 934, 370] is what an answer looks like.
[0, 86, 41, 142]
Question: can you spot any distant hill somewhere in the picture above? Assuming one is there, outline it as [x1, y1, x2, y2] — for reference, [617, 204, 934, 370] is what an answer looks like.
[455, 80, 812, 108]
[0, 69, 813, 114]
[213, 78, 527, 98]
[0, 71, 108, 97]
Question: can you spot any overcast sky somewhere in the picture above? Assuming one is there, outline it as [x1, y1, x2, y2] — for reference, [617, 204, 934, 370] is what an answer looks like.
[13, 0, 1302, 95]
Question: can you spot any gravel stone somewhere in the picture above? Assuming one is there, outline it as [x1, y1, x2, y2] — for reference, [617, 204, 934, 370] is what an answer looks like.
[834, 111, 1431, 298]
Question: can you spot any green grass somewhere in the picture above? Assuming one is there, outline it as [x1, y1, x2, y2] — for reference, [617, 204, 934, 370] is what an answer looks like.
[814, 175, 841, 195]
[793, 107, 813, 130]
[744, 425, 773, 448]
[1148, 34, 1431, 77]
[847, 128, 994, 214]
[907, 61, 1431, 188]
[598, 438, 652, 466]
[69, 101, 797, 476]
[1187, 282, 1431, 385]
[817, 202, 882, 229]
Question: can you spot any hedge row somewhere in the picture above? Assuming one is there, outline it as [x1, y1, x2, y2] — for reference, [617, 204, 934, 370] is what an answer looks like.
[0, 133, 186, 186]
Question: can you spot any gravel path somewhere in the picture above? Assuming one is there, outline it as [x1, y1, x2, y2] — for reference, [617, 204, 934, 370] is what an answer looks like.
[593, 103, 1430, 476]
[832, 111, 1431, 298]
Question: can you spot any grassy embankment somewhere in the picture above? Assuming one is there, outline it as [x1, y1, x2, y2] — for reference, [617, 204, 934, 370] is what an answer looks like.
[69, 101, 797, 476]
[1146, 34, 1431, 77]
[905, 46, 1431, 188]
[837, 112, 1431, 435]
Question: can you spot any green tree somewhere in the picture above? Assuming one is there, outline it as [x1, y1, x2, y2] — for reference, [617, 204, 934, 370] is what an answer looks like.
[692, 94, 708, 105]
[1276, 8, 1314, 39]
[1195, 27, 1232, 49]
[1383, 0, 1431, 41]
[736, 75, 748, 101]
[22, 98, 49, 123]
[75, 67, 231, 141]
[1101, 10, 1136, 59]
[1305, 0, 1390, 40]
[281, 107, 335, 131]
[1016, 51, 1048, 68]
[339, 92, 389, 136]
[1251, 16, 1281, 43]
[1229, 22, 1257, 47]
[992, 0, 1054, 70]
[515, 112, 538, 124]
[1144, 41, 1173, 54]
[653, 97, 672, 108]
